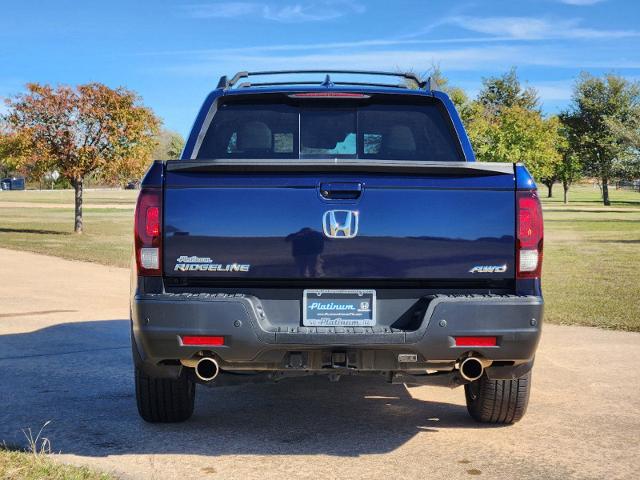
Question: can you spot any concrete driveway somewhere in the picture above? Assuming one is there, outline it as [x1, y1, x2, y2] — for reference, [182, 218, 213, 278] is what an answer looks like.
[0, 247, 638, 479]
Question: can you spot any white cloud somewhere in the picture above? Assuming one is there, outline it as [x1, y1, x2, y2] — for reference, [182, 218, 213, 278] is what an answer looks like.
[152, 39, 640, 81]
[147, 12, 640, 78]
[531, 80, 574, 101]
[186, 2, 258, 18]
[447, 15, 639, 40]
[158, 45, 557, 77]
[184, 1, 365, 22]
[146, 36, 524, 58]
[450, 16, 555, 40]
[558, 0, 606, 5]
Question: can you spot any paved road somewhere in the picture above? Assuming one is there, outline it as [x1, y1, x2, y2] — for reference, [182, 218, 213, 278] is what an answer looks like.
[0, 248, 639, 480]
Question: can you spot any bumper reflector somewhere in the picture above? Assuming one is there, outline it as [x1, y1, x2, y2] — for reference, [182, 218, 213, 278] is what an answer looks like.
[181, 336, 225, 346]
[454, 336, 497, 347]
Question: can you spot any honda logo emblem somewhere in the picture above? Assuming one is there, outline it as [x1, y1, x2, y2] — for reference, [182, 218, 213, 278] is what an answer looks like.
[322, 210, 359, 239]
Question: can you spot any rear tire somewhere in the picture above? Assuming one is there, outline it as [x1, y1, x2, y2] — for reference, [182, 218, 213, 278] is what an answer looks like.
[464, 370, 531, 424]
[135, 365, 195, 423]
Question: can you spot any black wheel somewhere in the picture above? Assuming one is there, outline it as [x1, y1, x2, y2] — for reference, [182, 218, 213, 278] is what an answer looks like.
[135, 364, 195, 423]
[464, 370, 531, 424]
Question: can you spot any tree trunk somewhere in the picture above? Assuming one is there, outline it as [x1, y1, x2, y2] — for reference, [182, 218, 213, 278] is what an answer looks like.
[73, 178, 83, 234]
[602, 178, 610, 206]
[543, 182, 554, 198]
[563, 181, 569, 204]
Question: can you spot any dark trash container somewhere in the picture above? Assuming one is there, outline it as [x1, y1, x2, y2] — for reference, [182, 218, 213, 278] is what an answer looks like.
[1, 177, 26, 190]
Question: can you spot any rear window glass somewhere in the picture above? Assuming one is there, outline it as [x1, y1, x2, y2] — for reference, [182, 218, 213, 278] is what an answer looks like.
[196, 98, 462, 161]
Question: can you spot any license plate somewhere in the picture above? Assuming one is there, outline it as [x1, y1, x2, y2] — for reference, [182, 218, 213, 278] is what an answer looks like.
[303, 289, 376, 327]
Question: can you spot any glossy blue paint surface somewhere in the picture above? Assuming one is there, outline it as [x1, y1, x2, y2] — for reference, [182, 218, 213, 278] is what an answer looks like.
[164, 83, 547, 291]
[163, 173, 515, 279]
[140, 160, 164, 188]
[515, 164, 537, 190]
[166, 171, 515, 190]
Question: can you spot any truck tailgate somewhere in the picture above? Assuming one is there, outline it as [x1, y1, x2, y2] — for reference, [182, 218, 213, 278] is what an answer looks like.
[163, 162, 515, 281]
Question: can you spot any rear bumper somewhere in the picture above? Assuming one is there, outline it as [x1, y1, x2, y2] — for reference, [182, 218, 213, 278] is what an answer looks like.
[131, 293, 543, 380]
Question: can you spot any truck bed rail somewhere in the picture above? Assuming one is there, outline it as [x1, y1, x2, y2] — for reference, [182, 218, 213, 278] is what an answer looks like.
[165, 159, 515, 176]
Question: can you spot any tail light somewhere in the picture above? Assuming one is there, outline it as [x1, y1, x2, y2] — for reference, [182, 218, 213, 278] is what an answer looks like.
[288, 92, 370, 98]
[516, 190, 543, 279]
[134, 188, 162, 276]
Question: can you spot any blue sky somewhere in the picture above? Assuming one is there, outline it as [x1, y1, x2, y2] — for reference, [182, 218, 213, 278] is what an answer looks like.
[1, 0, 639, 136]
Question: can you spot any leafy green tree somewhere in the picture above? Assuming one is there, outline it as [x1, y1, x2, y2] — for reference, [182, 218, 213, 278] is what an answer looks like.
[557, 150, 582, 204]
[465, 103, 562, 180]
[462, 101, 492, 158]
[404, 66, 469, 111]
[407, 67, 563, 185]
[547, 120, 581, 204]
[605, 115, 640, 182]
[607, 117, 640, 150]
[464, 69, 562, 183]
[428, 66, 469, 110]
[540, 173, 557, 198]
[561, 73, 640, 205]
[540, 117, 574, 199]
[167, 134, 185, 158]
[0, 120, 33, 178]
[0, 126, 12, 178]
[153, 129, 185, 160]
[478, 67, 539, 114]
[4, 83, 159, 232]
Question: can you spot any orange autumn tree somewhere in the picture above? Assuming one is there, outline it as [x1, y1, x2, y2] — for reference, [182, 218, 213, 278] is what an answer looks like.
[5, 83, 159, 233]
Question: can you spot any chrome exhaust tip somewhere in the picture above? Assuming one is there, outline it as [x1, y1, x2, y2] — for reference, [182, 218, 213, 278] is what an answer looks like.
[195, 357, 220, 382]
[459, 357, 489, 382]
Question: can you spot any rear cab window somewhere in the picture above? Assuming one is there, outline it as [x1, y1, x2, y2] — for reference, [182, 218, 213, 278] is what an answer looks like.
[196, 94, 463, 161]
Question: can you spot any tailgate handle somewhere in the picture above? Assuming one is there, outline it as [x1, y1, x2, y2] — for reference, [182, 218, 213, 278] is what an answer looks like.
[320, 182, 363, 200]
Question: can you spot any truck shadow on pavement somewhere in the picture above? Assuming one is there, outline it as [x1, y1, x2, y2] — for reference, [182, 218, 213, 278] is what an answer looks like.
[0, 320, 494, 459]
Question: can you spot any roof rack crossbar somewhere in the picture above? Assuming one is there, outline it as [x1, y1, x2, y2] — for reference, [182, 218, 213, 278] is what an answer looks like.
[237, 80, 407, 89]
[218, 70, 428, 90]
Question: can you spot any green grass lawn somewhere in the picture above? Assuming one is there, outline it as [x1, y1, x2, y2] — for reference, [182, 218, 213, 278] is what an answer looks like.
[0, 449, 113, 480]
[0, 189, 138, 205]
[0, 185, 639, 331]
[0, 205, 134, 267]
[543, 182, 640, 206]
[541, 184, 640, 331]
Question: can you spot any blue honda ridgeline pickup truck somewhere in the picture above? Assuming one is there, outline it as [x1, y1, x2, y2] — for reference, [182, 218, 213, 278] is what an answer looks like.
[131, 70, 544, 424]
